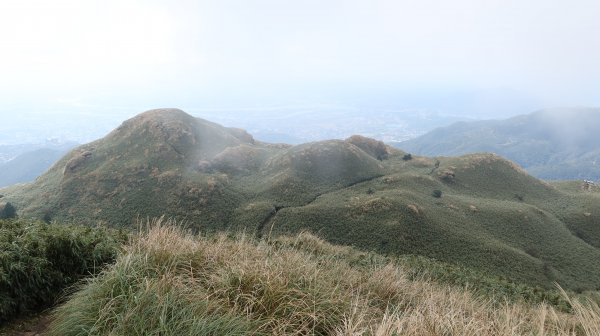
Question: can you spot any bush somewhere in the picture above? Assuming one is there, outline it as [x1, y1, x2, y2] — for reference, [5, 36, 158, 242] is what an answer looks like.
[432, 189, 443, 198]
[0, 219, 126, 322]
[439, 169, 456, 182]
[0, 202, 16, 219]
[402, 153, 413, 161]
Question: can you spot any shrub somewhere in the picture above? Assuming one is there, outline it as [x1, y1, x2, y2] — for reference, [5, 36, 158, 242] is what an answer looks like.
[0, 219, 126, 322]
[432, 189, 443, 198]
[0, 202, 16, 219]
[439, 169, 456, 182]
[402, 153, 413, 161]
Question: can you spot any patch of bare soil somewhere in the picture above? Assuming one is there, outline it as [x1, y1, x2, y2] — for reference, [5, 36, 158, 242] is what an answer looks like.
[0, 312, 52, 336]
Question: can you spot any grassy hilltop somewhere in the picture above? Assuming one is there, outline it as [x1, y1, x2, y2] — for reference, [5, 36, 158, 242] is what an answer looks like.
[2, 108, 600, 292]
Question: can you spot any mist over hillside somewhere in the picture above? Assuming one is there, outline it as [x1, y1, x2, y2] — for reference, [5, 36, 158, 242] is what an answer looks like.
[0, 141, 77, 187]
[399, 108, 600, 181]
[3, 109, 600, 292]
[3, 1, 600, 333]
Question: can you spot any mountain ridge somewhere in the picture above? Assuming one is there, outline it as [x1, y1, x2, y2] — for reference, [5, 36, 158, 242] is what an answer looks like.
[2, 108, 600, 291]
[398, 108, 600, 180]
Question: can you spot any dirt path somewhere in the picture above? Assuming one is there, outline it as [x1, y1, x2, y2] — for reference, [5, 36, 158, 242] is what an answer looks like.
[0, 312, 52, 336]
[255, 174, 384, 238]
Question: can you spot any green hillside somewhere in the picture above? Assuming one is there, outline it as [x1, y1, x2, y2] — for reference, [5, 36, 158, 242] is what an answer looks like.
[397, 108, 600, 181]
[2, 108, 600, 292]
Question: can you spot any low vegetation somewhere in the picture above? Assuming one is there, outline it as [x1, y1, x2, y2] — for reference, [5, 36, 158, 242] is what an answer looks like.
[0, 219, 126, 322]
[48, 220, 600, 336]
[3, 109, 600, 293]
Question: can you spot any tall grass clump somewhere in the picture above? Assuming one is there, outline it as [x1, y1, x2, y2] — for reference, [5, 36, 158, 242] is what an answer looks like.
[0, 219, 126, 322]
[50, 219, 600, 335]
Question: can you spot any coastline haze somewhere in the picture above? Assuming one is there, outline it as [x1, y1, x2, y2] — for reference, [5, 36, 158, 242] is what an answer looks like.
[1, 0, 599, 143]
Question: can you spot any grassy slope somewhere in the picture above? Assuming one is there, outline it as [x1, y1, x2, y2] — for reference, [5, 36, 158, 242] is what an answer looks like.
[2, 109, 256, 229]
[2, 109, 600, 291]
[48, 223, 600, 336]
[398, 109, 600, 180]
[271, 153, 600, 290]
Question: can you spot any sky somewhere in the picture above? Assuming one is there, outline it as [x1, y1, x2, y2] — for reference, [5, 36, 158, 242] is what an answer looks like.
[1, 0, 600, 141]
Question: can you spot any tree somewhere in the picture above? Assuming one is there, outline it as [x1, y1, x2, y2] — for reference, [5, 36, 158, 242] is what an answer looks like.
[0, 202, 16, 219]
[402, 153, 413, 161]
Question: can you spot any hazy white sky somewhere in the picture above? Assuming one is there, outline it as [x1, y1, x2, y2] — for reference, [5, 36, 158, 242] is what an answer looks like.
[1, 0, 600, 113]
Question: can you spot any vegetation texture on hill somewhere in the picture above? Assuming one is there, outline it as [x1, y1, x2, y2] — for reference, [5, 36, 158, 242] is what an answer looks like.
[2, 108, 600, 293]
[0, 219, 126, 322]
[48, 222, 600, 336]
[398, 108, 600, 181]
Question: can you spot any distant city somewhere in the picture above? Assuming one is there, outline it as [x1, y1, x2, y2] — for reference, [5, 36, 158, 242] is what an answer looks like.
[0, 87, 537, 147]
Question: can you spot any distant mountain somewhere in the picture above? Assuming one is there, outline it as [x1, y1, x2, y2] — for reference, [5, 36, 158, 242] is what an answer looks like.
[2, 108, 600, 291]
[0, 140, 78, 187]
[0, 148, 71, 187]
[398, 108, 600, 181]
[0, 141, 77, 163]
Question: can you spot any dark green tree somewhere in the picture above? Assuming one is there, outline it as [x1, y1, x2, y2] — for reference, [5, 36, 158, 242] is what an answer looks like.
[0, 202, 16, 219]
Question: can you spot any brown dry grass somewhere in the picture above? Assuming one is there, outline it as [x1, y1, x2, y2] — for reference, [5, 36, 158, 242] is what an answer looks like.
[50, 219, 600, 335]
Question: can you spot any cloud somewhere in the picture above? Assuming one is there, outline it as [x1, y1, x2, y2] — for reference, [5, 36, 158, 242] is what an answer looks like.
[0, 0, 599, 107]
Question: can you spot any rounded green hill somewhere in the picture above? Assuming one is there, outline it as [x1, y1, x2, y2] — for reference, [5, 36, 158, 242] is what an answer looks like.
[3, 108, 600, 291]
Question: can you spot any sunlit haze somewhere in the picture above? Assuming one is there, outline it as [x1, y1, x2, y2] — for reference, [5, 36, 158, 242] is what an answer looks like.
[1, 0, 600, 143]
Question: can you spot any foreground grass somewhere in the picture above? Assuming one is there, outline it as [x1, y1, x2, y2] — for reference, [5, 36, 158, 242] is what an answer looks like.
[0, 219, 126, 323]
[48, 219, 600, 335]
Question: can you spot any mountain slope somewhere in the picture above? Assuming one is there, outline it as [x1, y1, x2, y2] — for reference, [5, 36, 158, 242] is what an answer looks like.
[3, 108, 600, 291]
[0, 141, 77, 187]
[397, 108, 600, 180]
[0, 148, 71, 187]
